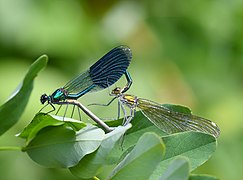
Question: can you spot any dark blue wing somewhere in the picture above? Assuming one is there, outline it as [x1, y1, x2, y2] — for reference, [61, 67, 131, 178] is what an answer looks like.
[89, 45, 132, 88]
[63, 46, 132, 96]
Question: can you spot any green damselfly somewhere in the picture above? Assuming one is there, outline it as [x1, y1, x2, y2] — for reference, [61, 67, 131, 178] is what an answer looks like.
[94, 74, 220, 138]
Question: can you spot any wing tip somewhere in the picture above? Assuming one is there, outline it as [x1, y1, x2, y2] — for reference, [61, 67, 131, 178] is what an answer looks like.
[115, 45, 132, 60]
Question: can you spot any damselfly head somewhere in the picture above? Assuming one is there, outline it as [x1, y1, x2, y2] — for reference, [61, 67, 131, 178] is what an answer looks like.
[111, 87, 122, 95]
[40, 94, 49, 104]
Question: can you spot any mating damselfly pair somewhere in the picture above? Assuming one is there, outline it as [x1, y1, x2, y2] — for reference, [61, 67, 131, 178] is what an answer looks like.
[40, 46, 220, 138]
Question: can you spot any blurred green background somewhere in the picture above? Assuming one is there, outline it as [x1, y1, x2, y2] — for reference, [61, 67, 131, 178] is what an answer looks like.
[0, 0, 243, 179]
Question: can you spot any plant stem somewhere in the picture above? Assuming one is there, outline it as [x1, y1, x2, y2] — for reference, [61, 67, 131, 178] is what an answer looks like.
[58, 100, 115, 133]
[0, 146, 22, 151]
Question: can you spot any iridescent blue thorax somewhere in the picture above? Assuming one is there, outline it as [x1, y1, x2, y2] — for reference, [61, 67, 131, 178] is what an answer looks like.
[50, 88, 68, 102]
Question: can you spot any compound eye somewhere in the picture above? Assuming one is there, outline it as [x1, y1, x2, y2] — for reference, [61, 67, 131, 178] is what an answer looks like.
[40, 94, 48, 104]
[112, 87, 121, 94]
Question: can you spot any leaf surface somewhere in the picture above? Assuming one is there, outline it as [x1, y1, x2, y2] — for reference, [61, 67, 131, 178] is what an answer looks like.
[150, 132, 217, 179]
[70, 124, 131, 178]
[159, 157, 189, 180]
[108, 132, 165, 180]
[18, 113, 86, 144]
[24, 125, 105, 168]
[0, 55, 48, 135]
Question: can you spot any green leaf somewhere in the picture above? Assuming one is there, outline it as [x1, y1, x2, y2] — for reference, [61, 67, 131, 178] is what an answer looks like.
[104, 112, 166, 165]
[18, 113, 86, 144]
[150, 132, 217, 179]
[159, 157, 190, 180]
[0, 55, 48, 135]
[162, 104, 192, 115]
[108, 132, 165, 180]
[104, 113, 217, 177]
[189, 174, 219, 180]
[69, 124, 131, 179]
[23, 125, 105, 168]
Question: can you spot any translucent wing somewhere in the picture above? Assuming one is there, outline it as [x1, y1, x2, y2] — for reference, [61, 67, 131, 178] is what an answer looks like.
[63, 70, 93, 94]
[137, 98, 220, 138]
[63, 46, 132, 94]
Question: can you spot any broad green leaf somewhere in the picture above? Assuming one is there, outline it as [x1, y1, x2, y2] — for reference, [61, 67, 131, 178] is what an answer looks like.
[105, 112, 166, 165]
[18, 113, 86, 144]
[162, 104, 192, 115]
[104, 113, 217, 174]
[108, 132, 165, 180]
[189, 174, 219, 180]
[0, 55, 48, 135]
[70, 124, 131, 179]
[159, 157, 189, 180]
[150, 132, 217, 179]
[23, 125, 105, 168]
